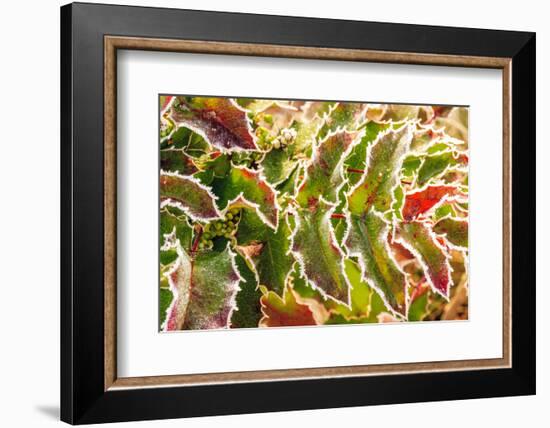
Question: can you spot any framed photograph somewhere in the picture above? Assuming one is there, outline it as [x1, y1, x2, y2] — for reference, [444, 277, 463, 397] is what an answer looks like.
[60, 2, 536, 424]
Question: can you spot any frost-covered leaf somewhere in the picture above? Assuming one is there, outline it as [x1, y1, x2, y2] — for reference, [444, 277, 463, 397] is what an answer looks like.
[163, 244, 241, 331]
[236, 210, 293, 295]
[289, 115, 324, 156]
[395, 221, 452, 297]
[417, 151, 466, 185]
[259, 285, 327, 327]
[160, 172, 221, 221]
[251, 101, 299, 137]
[319, 102, 367, 138]
[169, 96, 257, 151]
[347, 124, 414, 214]
[402, 185, 457, 221]
[330, 259, 378, 320]
[230, 252, 262, 328]
[261, 148, 297, 185]
[160, 206, 193, 251]
[193, 153, 231, 185]
[345, 122, 390, 185]
[160, 125, 211, 155]
[407, 285, 430, 321]
[276, 164, 301, 196]
[210, 166, 279, 229]
[160, 149, 198, 175]
[434, 218, 468, 249]
[296, 130, 359, 206]
[344, 209, 407, 316]
[290, 199, 350, 304]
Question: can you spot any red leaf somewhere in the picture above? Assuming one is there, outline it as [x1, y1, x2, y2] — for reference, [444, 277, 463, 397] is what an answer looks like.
[259, 289, 320, 327]
[160, 95, 173, 111]
[402, 185, 456, 221]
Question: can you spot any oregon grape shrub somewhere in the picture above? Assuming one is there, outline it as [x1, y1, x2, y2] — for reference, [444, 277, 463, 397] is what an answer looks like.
[159, 96, 469, 331]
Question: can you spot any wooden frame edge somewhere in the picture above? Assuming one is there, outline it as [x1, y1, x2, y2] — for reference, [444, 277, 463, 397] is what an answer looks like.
[103, 35, 512, 391]
[104, 36, 117, 390]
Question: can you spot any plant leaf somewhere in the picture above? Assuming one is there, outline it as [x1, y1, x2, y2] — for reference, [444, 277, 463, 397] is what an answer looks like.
[259, 286, 324, 327]
[433, 218, 468, 249]
[211, 166, 279, 229]
[261, 148, 297, 185]
[319, 102, 367, 138]
[417, 151, 465, 185]
[163, 244, 241, 331]
[344, 209, 407, 316]
[402, 185, 457, 221]
[236, 210, 293, 295]
[407, 285, 430, 321]
[289, 114, 324, 156]
[160, 172, 221, 221]
[160, 125, 211, 154]
[230, 252, 262, 328]
[290, 199, 350, 304]
[345, 122, 390, 185]
[395, 221, 452, 297]
[169, 96, 257, 151]
[160, 149, 198, 175]
[347, 124, 414, 214]
[160, 206, 194, 251]
[296, 130, 359, 206]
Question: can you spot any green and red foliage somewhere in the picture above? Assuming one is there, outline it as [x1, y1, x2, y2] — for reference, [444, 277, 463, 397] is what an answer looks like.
[159, 97, 469, 330]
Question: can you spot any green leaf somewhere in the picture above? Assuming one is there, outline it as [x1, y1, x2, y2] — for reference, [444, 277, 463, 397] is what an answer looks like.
[160, 149, 198, 175]
[318, 102, 366, 138]
[407, 288, 429, 321]
[259, 285, 327, 327]
[160, 125, 211, 155]
[160, 206, 193, 251]
[210, 166, 279, 229]
[230, 252, 262, 328]
[260, 148, 297, 185]
[290, 199, 350, 304]
[345, 122, 390, 185]
[236, 210, 293, 295]
[401, 155, 422, 178]
[160, 172, 221, 221]
[433, 204, 457, 221]
[342, 259, 375, 317]
[289, 115, 324, 156]
[193, 153, 231, 185]
[163, 244, 241, 331]
[344, 209, 407, 316]
[326, 262, 388, 323]
[169, 96, 257, 151]
[395, 221, 452, 297]
[347, 124, 414, 214]
[417, 151, 456, 185]
[276, 164, 301, 196]
[159, 288, 174, 328]
[433, 218, 468, 249]
[296, 130, 359, 206]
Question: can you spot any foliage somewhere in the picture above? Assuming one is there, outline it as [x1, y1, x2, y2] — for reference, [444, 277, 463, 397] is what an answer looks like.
[159, 96, 469, 330]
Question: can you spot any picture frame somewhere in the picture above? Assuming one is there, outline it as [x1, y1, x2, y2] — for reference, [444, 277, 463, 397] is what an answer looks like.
[60, 2, 536, 424]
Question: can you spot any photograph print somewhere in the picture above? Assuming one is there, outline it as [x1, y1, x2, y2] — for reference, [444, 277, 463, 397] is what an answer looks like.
[159, 96, 469, 331]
